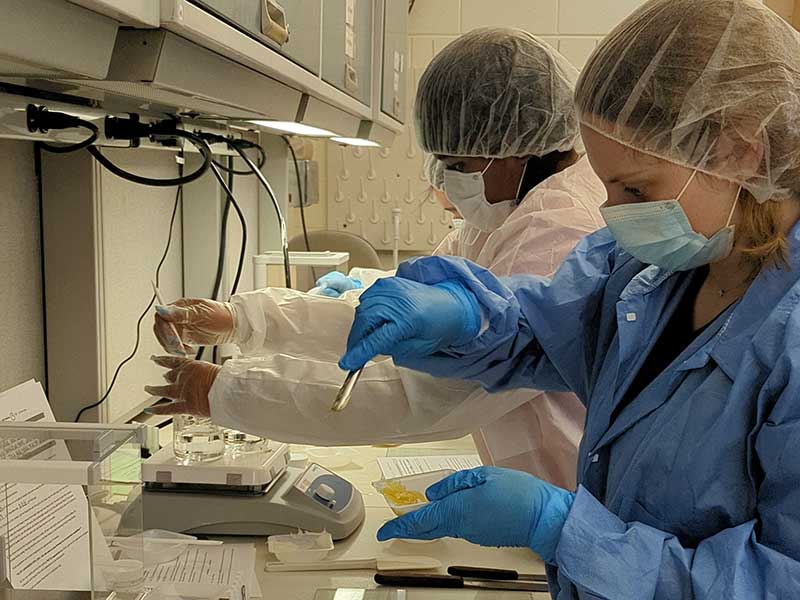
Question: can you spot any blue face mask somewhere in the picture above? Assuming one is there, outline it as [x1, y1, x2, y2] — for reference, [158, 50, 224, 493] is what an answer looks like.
[600, 170, 740, 272]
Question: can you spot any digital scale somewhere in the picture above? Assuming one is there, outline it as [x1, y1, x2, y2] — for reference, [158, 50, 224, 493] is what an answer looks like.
[140, 442, 365, 540]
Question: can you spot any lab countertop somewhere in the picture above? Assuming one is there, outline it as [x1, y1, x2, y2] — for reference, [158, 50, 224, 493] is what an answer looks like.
[249, 438, 551, 600]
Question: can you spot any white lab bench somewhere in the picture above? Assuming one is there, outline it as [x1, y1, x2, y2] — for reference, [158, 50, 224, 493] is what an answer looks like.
[249, 438, 551, 599]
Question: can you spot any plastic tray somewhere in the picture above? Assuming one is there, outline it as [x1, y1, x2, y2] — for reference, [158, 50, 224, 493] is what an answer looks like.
[267, 530, 334, 563]
[372, 469, 455, 516]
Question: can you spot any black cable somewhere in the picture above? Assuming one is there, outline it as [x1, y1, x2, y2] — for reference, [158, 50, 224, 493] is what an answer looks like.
[75, 158, 185, 422]
[283, 136, 311, 252]
[230, 140, 292, 289]
[211, 156, 236, 366]
[212, 144, 266, 175]
[282, 135, 320, 282]
[25, 106, 212, 186]
[39, 120, 99, 154]
[207, 160, 247, 297]
[27, 104, 100, 156]
[88, 130, 212, 187]
[33, 144, 50, 395]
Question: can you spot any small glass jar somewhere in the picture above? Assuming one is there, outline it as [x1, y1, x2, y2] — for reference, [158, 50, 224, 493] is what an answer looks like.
[172, 415, 225, 463]
[223, 429, 267, 455]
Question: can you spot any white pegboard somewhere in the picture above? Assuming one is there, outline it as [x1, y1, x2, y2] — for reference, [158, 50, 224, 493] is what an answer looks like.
[326, 135, 457, 252]
[326, 40, 457, 253]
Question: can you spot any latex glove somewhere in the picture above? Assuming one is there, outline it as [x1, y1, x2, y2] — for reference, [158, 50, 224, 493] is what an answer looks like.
[153, 298, 236, 354]
[338, 277, 481, 371]
[377, 466, 575, 564]
[313, 271, 363, 298]
[144, 356, 221, 417]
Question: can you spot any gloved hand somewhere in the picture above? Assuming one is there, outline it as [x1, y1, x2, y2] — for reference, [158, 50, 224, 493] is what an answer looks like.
[338, 277, 481, 371]
[154, 298, 237, 354]
[144, 356, 221, 417]
[377, 466, 575, 564]
[313, 271, 363, 298]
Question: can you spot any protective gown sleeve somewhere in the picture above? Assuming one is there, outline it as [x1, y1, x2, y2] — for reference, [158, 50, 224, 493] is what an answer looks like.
[553, 320, 800, 599]
[230, 268, 393, 358]
[211, 284, 533, 446]
[395, 228, 620, 400]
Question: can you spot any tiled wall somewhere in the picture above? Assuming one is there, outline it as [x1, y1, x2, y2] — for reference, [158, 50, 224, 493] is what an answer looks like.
[286, 0, 788, 261]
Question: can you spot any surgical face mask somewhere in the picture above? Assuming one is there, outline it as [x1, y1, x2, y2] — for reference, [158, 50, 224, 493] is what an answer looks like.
[600, 170, 740, 272]
[443, 159, 526, 232]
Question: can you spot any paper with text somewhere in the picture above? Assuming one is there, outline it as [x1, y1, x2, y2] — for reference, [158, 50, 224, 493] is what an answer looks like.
[144, 544, 260, 598]
[0, 380, 101, 590]
[377, 455, 482, 479]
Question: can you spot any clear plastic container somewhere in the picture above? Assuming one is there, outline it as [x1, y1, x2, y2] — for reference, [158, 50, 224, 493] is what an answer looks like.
[223, 429, 267, 455]
[114, 529, 195, 567]
[173, 415, 224, 463]
[267, 530, 334, 563]
[97, 559, 145, 593]
[372, 470, 455, 516]
[305, 447, 357, 469]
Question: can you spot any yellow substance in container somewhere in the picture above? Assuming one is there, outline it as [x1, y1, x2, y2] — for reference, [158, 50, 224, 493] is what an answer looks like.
[380, 481, 426, 506]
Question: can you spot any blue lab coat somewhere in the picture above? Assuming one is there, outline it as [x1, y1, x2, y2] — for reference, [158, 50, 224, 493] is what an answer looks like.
[393, 223, 800, 599]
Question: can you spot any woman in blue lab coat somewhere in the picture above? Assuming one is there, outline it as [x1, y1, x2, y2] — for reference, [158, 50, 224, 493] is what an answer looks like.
[337, 0, 800, 597]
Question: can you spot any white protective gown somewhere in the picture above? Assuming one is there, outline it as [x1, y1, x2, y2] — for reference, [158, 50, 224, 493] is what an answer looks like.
[209, 156, 605, 489]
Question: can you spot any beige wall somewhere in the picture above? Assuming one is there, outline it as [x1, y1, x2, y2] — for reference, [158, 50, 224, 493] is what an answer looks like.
[0, 140, 45, 392]
[764, 0, 794, 22]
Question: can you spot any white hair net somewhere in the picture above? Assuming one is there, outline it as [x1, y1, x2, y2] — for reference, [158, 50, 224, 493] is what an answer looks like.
[576, 0, 800, 202]
[415, 27, 580, 159]
[423, 153, 445, 191]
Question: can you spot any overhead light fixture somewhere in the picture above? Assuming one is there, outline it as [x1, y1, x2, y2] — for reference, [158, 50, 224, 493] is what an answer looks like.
[249, 120, 334, 137]
[330, 136, 381, 147]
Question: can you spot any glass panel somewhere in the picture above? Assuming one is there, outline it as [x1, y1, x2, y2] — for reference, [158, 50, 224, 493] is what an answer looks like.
[0, 424, 144, 599]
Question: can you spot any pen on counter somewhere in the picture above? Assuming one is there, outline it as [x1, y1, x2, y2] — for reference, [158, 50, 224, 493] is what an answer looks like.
[374, 572, 548, 593]
[151, 281, 187, 356]
[447, 565, 549, 583]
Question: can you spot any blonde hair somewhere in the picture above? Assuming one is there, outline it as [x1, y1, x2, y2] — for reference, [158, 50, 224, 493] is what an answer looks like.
[738, 190, 790, 270]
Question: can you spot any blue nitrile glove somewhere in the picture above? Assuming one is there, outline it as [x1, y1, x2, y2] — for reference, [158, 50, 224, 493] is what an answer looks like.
[376, 467, 575, 564]
[315, 271, 363, 298]
[338, 277, 481, 371]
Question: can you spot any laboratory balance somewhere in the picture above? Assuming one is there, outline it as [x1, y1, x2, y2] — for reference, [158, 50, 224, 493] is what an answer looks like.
[140, 441, 365, 540]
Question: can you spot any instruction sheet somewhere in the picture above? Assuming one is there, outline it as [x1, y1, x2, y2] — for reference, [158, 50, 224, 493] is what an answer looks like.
[377, 455, 482, 479]
[144, 543, 261, 598]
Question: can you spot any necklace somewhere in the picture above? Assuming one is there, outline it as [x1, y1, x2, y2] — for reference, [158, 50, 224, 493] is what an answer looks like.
[706, 268, 754, 298]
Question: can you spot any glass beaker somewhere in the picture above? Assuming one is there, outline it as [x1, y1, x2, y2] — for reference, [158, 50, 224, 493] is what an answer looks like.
[172, 416, 225, 463]
[223, 429, 267, 455]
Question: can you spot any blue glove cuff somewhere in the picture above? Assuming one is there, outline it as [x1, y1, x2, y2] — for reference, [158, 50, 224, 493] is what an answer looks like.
[434, 280, 482, 346]
[529, 490, 575, 564]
